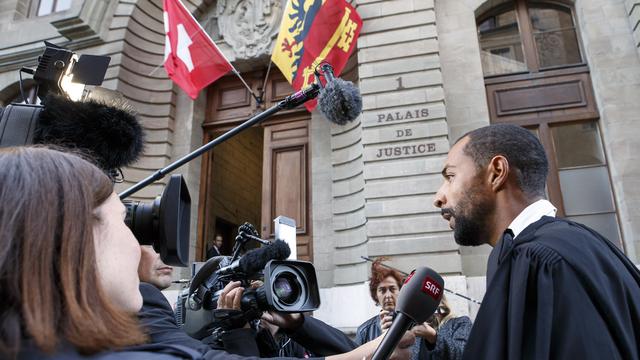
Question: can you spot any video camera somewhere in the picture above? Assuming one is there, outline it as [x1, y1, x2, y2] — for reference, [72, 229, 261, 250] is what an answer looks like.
[0, 42, 190, 266]
[175, 222, 320, 339]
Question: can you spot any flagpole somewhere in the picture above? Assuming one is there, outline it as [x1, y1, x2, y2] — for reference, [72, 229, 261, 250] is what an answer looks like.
[230, 67, 262, 105]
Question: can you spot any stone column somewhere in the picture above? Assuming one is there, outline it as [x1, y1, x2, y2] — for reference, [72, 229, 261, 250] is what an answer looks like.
[356, 0, 461, 276]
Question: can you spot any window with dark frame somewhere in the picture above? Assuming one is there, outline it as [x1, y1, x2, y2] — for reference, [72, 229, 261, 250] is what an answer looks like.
[477, 0, 583, 77]
[32, 0, 72, 17]
[476, 0, 624, 248]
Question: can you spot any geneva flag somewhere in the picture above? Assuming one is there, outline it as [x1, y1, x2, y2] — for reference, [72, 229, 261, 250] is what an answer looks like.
[271, 0, 362, 110]
[163, 0, 232, 99]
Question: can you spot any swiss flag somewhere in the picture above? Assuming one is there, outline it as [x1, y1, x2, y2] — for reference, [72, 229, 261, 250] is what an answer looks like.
[163, 0, 232, 99]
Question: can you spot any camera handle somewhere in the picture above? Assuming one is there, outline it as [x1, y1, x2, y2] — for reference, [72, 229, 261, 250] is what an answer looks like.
[119, 83, 320, 200]
[230, 223, 271, 263]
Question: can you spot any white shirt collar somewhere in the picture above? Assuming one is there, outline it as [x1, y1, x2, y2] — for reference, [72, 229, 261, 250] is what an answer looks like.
[507, 199, 557, 238]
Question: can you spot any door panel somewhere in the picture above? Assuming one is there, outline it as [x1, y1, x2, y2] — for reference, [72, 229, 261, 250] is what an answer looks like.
[261, 120, 312, 261]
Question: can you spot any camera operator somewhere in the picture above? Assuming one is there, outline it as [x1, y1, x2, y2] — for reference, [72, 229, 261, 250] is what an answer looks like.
[137, 245, 212, 354]
[137, 247, 262, 356]
[0, 147, 196, 359]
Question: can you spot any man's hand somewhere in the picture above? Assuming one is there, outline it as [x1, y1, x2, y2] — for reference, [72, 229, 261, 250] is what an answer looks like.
[261, 311, 304, 330]
[379, 309, 394, 331]
[412, 322, 437, 344]
[217, 281, 244, 310]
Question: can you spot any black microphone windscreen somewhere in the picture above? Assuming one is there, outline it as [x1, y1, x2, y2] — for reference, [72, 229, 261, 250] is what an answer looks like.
[396, 267, 444, 324]
[36, 94, 144, 171]
[239, 240, 291, 274]
[317, 78, 362, 125]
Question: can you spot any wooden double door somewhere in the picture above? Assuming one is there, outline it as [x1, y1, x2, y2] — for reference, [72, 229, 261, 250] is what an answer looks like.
[196, 70, 313, 262]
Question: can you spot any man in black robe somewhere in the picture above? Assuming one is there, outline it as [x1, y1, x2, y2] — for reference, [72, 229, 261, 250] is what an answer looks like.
[433, 124, 640, 359]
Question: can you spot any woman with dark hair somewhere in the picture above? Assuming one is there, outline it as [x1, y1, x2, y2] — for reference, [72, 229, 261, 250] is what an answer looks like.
[0, 147, 146, 359]
[0, 147, 413, 360]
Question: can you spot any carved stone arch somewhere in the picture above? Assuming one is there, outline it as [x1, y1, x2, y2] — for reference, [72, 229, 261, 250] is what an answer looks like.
[474, 0, 576, 17]
[113, 0, 176, 199]
[474, 0, 512, 18]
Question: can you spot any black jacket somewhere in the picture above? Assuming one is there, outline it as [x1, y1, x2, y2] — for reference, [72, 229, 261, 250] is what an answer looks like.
[286, 315, 358, 355]
[464, 217, 640, 359]
[139, 283, 350, 359]
[354, 314, 381, 345]
[416, 316, 471, 360]
[18, 342, 213, 360]
[139, 283, 215, 354]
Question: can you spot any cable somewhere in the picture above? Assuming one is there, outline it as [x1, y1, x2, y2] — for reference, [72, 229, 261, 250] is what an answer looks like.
[360, 256, 482, 305]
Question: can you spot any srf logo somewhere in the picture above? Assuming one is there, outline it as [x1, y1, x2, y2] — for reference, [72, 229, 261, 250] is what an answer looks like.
[422, 276, 442, 300]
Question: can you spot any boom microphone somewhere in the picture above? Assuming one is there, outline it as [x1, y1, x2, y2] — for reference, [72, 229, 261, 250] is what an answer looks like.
[317, 63, 362, 125]
[35, 94, 144, 171]
[217, 239, 291, 276]
[371, 267, 444, 360]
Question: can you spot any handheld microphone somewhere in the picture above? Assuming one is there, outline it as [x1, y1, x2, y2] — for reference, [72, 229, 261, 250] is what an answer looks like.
[371, 267, 444, 360]
[316, 63, 362, 125]
[217, 239, 291, 276]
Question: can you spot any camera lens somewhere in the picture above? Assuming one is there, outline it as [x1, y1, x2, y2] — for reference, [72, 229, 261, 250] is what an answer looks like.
[273, 273, 301, 305]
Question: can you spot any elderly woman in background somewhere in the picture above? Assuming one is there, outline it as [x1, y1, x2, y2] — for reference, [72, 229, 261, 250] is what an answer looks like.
[355, 258, 405, 345]
[358, 258, 472, 360]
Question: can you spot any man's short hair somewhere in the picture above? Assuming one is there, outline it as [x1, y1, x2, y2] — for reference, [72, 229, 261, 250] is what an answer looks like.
[459, 124, 549, 198]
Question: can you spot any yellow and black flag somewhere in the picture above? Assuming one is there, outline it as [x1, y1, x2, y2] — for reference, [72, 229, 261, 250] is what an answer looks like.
[271, 0, 362, 110]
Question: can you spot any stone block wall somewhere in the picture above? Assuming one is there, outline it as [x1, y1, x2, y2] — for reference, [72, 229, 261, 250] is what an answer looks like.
[356, 0, 461, 278]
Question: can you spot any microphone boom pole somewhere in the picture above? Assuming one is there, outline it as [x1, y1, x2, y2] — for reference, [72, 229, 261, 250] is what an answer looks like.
[119, 83, 320, 199]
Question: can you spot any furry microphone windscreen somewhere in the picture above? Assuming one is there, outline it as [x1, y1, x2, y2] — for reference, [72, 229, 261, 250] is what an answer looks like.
[317, 77, 363, 125]
[36, 95, 145, 170]
[239, 240, 291, 274]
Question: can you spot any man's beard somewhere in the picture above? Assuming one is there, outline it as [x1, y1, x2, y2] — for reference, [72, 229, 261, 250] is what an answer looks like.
[443, 188, 494, 246]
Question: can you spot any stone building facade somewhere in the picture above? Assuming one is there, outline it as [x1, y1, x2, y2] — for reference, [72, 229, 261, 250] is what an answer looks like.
[1, 0, 639, 330]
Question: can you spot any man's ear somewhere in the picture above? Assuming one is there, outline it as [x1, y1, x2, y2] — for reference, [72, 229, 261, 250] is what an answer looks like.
[487, 155, 509, 192]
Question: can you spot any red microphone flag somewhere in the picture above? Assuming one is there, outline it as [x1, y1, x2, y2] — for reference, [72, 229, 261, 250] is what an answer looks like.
[163, 0, 233, 99]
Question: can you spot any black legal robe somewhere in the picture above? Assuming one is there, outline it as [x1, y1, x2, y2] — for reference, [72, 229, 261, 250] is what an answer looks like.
[463, 216, 640, 360]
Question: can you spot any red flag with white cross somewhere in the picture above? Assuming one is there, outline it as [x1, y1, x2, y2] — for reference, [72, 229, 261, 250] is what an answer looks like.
[163, 0, 232, 99]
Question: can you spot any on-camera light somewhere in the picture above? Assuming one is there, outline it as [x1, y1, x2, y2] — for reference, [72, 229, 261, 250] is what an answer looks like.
[33, 41, 110, 102]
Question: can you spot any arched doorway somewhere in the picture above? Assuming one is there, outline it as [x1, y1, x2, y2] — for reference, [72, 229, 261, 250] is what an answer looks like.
[196, 68, 314, 261]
